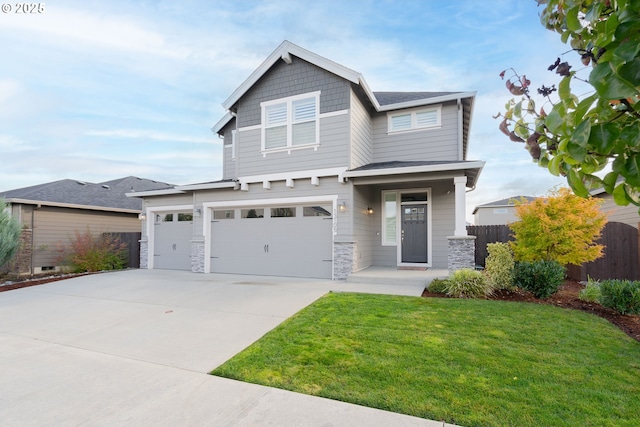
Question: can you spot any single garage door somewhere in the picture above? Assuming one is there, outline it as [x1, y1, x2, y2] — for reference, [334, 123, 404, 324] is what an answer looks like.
[154, 212, 193, 270]
[210, 204, 333, 279]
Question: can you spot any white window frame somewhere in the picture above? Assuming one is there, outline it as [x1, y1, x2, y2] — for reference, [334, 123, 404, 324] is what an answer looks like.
[381, 190, 398, 246]
[387, 105, 442, 134]
[260, 91, 320, 154]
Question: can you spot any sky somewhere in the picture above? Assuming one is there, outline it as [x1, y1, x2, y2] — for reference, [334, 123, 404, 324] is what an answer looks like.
[0, 0, 576, 221]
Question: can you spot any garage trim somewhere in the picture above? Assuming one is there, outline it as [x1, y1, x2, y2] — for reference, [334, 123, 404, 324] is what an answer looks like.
[202, 195, 338, 276]
[144, 204, 193, 269]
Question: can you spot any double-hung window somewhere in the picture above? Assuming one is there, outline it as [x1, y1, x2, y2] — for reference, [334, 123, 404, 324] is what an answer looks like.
[388, 105, 441, 133]
[261, 91, 320, 152]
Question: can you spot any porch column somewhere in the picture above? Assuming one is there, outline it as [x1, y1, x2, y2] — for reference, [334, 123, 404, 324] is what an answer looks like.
[454, 176, 468, 237]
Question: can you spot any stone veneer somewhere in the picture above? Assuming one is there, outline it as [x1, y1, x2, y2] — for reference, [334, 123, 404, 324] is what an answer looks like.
[191, 239, 205, 273]
[139, 239, 148, 269]
[447, 235, 476, 273]
[334, 241, 356, 280]
[3, 228, 32, 275]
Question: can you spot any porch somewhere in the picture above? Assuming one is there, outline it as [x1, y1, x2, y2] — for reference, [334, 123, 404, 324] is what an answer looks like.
[346, 266, 449, 287]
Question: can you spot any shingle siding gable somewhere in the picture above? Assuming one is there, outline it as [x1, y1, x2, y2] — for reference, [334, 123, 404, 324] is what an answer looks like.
[235, 56, 350, 128]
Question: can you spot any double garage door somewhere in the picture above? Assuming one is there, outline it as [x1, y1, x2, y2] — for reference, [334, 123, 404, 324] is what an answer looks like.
[210, 204, 333, 279]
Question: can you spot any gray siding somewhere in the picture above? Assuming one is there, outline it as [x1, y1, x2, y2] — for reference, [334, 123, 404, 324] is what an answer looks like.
[352, 185, 374, 272]
[236, 113, 349, 177]
[235, 56, 350, 128]
[350, 89, 373, 169]
[600, 195, 640, 228]
[372, 102, 459, 163]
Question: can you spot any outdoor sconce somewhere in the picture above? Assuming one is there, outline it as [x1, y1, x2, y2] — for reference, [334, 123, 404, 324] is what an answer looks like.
[338, 201, 347, 212]
[138, 213, 147, 221]
[367, 206, 374, 215]
[194, 208, 202, 218]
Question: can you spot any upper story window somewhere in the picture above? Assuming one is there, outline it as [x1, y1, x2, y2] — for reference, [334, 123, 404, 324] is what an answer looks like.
[387, 105, 441, 133]
[261, 91, 320, 152]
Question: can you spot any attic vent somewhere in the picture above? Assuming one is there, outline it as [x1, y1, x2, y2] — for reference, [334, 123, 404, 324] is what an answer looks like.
[102, 185, 110, 189]
[77, 181, 87, 185]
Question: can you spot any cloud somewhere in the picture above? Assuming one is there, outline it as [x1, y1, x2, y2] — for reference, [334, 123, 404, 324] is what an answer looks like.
[85, 129, 216, 144]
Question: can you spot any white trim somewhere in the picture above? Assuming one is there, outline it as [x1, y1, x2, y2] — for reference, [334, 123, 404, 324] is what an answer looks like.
[319, 109, 349, 118]
[344, 161, 485, 179]
[6, 198, 141, 214]
[239, 167, 348, 186]
[211, 111, 234, 135]
[261, 91, 320, 153]
[381, 190, 398, 246]
[387, 105, 442, 134]
[237, 124, 262, 132]
[145, 204, 193, 269]
[176, 181, 237, 191]
[126, 188, 185, 197]
[231, 129, 237, 160]
[396, 189, 432, 268]
[261, 143, 320, 156]
[202, 195, 338, 275]
[377, 92, 476, 112]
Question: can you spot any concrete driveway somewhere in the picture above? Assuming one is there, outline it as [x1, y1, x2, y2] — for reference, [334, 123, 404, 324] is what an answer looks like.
[0, 269, 449, 426]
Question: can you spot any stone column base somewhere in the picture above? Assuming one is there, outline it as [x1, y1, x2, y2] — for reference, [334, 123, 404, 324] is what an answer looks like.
[191, 239, 205, 273]
[447, 235, 476, 274]
[139, 239, 149, 269]
[334, 242, 356, 280]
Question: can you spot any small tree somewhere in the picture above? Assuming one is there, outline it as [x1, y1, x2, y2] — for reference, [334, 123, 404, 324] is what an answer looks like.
[509, 188, 607, 265]
[0, 198, 22, 267]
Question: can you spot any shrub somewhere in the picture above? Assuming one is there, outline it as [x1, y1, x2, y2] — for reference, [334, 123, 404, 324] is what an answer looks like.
[514, 260, 565, 299]
[57, 229, 128, 273]
[579, 277, 601, 303]
[445, 268, 493, 299]
[428, 278, 449, 294]
[598, 280, 640, 315]
[485, 242, 515, 290]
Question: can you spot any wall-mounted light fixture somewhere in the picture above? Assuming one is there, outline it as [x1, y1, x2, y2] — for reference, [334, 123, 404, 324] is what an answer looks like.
[194, 208, 202, 218]
[366, 206, 374, 215]
[138, 213, 147, 221]
[338, 201, 347, 212]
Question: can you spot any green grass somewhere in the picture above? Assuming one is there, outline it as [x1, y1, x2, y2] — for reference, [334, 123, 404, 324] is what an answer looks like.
[211, 293, 640, 427]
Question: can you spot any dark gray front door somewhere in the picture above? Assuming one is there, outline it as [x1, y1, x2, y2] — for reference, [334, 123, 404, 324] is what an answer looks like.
[401, 204, 428, 263]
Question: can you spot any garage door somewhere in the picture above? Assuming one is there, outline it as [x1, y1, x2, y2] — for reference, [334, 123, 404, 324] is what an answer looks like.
[210, 205, 333, 279]
[154, 212, 192, 270]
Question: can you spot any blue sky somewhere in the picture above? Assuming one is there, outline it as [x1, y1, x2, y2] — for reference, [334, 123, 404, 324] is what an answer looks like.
[0, 0, 572, 219]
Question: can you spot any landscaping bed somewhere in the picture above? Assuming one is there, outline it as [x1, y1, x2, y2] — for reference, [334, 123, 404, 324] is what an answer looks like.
[423, 279, 640, 342]
[0, 272, 98, 292]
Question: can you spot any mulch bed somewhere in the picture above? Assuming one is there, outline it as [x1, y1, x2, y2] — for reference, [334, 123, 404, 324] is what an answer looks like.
[422, 280, 640, 343]
[0, 272, 97, 293]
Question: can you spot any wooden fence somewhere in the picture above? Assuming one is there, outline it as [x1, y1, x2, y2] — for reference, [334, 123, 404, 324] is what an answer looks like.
[104, 232, 141, 269]
[467, 222, 640, 281]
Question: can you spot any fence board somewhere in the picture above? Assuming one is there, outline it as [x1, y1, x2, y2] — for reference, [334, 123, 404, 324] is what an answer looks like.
[104, 232, 141, 268]
[469, 222, 639, 280]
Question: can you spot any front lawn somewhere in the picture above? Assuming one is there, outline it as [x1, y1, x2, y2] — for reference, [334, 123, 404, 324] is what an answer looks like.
[211, 293, 640, 427]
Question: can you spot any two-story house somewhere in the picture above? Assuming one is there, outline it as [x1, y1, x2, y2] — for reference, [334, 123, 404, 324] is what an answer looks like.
[130, 41, 484, 279]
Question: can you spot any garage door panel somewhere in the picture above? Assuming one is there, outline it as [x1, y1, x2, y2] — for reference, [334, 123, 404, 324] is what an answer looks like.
[154, 220, 192, 271]
[210, 209, 332, 279]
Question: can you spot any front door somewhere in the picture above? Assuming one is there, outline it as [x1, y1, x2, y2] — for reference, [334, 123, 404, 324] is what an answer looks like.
[401, 204, 428, 263]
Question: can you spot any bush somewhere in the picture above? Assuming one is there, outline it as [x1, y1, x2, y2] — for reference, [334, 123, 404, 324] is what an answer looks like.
[0, 198, 22, 267]
[57, 229, 128, 273]
[599, 280, 640, 315]
[579, 277, 601, 303]
[445, 268, 493, 299]
[485, 242, 515, 290]
[514, 260, 565, 299]
[428, 278, 449, 294]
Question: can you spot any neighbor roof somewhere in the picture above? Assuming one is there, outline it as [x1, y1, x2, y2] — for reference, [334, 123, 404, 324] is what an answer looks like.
[472, 196, 537, 214]
[0, 176, 173, 212]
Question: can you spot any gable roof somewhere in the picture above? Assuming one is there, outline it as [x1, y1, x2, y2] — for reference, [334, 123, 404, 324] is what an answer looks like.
[212, 41, 476, 140]
[0, 176, 173, 212]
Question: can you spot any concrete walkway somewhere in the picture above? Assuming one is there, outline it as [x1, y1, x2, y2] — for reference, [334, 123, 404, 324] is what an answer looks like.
[0, 269, 457, 426]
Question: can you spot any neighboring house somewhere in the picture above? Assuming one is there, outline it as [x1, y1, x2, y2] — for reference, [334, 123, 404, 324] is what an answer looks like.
[0, 176, 173, 275]
[130, 41, 485, 279]
[472, 196, 536, 225]
[591, 187, 640, 229]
